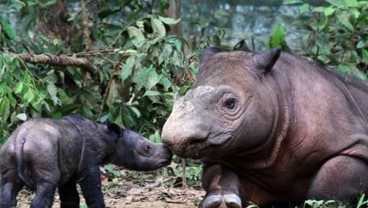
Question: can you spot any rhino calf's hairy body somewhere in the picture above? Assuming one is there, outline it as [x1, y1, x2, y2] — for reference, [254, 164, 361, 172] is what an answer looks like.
[0, 115, 172, 208]
[162, 47, 368, 207]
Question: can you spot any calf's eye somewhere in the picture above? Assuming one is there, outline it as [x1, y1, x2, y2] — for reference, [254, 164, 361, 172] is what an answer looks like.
[144, 144, 152, 155]
[224, 98, 236, 110]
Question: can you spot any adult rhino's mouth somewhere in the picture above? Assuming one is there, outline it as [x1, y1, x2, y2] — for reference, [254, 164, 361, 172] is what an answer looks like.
[165, 138, 209, 159]
[169, 135, 232, 159]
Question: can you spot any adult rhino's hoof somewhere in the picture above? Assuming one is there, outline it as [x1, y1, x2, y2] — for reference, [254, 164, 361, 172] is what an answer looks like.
[202, 194, 241, 208]
[203, 195, 223, 208]
[223, 194, 242, 208]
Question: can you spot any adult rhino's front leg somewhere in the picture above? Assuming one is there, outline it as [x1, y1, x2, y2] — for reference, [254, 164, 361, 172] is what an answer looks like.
[200, 163, 242, 208]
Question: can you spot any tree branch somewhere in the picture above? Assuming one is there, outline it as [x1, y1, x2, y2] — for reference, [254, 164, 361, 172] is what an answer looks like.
[16, 53, 97, 74]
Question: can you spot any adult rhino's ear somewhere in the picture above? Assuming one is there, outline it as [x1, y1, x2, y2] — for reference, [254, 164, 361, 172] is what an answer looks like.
[201, 47, 220, 63]
[252, 46, 282, 72]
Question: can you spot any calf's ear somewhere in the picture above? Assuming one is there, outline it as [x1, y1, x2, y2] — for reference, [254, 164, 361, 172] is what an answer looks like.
[106, 121, 122, 136]
[252, 46, 282, 72]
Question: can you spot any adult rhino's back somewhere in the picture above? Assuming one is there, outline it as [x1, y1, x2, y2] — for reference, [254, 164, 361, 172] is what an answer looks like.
[162, 47, 368, 207]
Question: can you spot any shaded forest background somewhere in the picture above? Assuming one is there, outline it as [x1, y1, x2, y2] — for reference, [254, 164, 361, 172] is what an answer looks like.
[0, 0, 367, 206]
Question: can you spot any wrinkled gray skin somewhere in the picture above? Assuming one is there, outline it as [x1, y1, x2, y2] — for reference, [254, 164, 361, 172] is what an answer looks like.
[162, 47, 368, 208]
[0, 115, 172, 208]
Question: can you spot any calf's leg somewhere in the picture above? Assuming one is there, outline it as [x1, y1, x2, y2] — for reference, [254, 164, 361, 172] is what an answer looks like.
[0, 169, 23, 208]
[31, 181, 56, 208]
[307, 155, 368, 202]
[79, 166, 105, 208]
[59, 179, 80, 208]
[200, 163, 241, 208]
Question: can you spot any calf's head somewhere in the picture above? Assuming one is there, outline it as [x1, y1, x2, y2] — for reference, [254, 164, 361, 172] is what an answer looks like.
[162, 47, 282, 159]
[107, 123, 172, 171]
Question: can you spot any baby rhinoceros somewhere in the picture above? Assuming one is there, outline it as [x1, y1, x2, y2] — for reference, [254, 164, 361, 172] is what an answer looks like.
[0, 115, 172, 208]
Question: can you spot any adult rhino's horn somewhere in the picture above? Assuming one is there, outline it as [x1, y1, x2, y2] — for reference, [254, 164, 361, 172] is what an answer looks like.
[253, 46, 282, 72]
[200, 47, 220, 63]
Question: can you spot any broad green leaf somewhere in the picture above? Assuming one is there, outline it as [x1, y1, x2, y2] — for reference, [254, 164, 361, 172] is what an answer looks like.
[127, 105, 141, 118]
[24, 90, 35, 104]
[120, 56, 136, 81]
[299, 3, 309, 13]
[146, 68, 162, 90]
[173, 39, 183, 51]
[23, 73, 30, 84]
[0, 98, 10, 120]
[158, 44, 173, 65]
[351, 66, 368, 81]
[32, 96, 45, 112]
[14, 82, 23, 94]
[283, 0, 303, 4]
[362, 49, 368, 61]
[107, 80, 120, 108]
[10, 0, 25, 11]
[47, 83, 60, 105]
[6, 87, 16, 107]
[0, 64, 5, 77]
[16, 113, 27, 121]
[313, 7, 325, 13]
[0, 17, 17, 41]
[358, 1, 368, 7]
[126, 26, 145, 47]
[356, 40, 366, 49]
[40, 0, 57, 8]
[337, 13, 354, 31]
[270, 25, 285, 48]
[1, 53, 15, 64]
[351, 8, 361, 19]
[151, 17, 166, 36]
[324, 7, 335, 17]
[143, 90, 161, 97]
[161, 76, 172, 91]
[132, 67, 150, 89]
[326, 0, 359, 7]
[158, 16, 181, 25]
[0, 81, 6, 95]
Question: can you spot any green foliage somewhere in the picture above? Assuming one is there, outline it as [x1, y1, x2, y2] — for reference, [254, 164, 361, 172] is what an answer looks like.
[0, 53, 51, 141]
[269, 25, 291, 52]
[357, 194, 368, 208]
[289, 0, 368, 80]
[0, 0, 196, 144]
[304, 199, 347, 208]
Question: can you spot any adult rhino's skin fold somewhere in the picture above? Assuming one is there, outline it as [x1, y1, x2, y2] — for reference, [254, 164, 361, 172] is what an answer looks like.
[162, 47, 368, 208]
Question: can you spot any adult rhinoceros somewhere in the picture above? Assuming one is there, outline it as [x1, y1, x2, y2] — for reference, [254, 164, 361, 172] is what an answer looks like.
[161, 47, 368, 208]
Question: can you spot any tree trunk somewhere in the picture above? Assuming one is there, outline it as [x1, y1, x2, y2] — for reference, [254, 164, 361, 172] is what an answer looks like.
[165, 0, 183, 38]
[36, 0, 81, 47]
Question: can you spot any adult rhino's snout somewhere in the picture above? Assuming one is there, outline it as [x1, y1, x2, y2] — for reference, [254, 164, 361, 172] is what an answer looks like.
[162, 98, 210, 158]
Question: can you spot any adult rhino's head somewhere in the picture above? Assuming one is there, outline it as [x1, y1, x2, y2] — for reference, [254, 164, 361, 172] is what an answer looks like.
[162, 47, 282, 159]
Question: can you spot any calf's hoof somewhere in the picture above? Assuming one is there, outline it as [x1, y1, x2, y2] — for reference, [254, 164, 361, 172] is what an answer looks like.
[202, 193, 241, 208]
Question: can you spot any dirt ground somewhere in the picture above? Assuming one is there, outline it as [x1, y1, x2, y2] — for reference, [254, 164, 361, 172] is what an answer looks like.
[14, 168, 205, 208]
[16, 186, 204, 208]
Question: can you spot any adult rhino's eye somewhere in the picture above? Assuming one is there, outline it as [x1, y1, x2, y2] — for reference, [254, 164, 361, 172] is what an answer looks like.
[224, 98, 236, 110]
